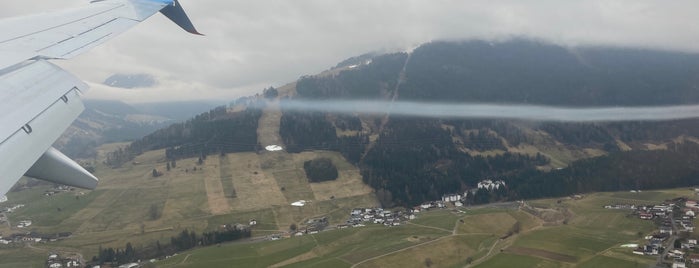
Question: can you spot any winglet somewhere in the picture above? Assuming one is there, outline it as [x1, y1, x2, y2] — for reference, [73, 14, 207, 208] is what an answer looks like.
[160, 0, 203, 35]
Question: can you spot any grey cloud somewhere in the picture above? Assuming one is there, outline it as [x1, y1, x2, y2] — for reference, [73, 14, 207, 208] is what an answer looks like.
[4, 1, 699, 103]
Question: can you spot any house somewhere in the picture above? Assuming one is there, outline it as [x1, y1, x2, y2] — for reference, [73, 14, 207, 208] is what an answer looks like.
[672, 261, 686, 268]
[642, 245, 659, 255]
[660, 226, 674, 235]
[477, 179, 506, 190]
[442, 194, 461, 202]
[66, 260, 79, 267]
[681, 242, 694, 249]
[689, 253, 699, 263]
[407, 214, 416, 220]
[249, 219, 257, 226]
[48, 263, 62, 268]
[454, 201, 463, 207]
[639, 213, 653, 220]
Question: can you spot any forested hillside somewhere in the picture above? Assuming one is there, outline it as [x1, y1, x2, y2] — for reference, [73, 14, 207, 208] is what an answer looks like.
[111, 39, 699, 206]
[105, 102, 263, 167]
[278, 39, 699, 206]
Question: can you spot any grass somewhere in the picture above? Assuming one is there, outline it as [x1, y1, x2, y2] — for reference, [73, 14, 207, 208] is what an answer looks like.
[273, 170, 315, 203]
[5, 138, 696, 267]
[159, 236, 318, 268]
[357, 235, 494, 268]
[207, 209, 278, 232]
[578, 255, 646, 268]
[5, 186, 97, 227]
[513, 226, 618, 259]
[218, 155, 237, 198]
[410, 210, 461, 231]
[0, 247, 49, 268]
[458, 212, 517, 236]
[475, 253, 560, 268]
[157, 224, 449, 268]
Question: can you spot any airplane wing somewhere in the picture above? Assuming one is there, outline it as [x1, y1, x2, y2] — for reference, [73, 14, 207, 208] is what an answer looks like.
[0, 0, 200, 196]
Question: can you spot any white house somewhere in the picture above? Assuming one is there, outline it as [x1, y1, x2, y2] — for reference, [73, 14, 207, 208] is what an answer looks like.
[477, 179, 506, 191]
[442, 194, 461, 202]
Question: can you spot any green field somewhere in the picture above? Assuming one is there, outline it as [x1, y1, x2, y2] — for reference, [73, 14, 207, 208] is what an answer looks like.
[0, 142, 378, 264]
[149, 187, 681, 267]
[0, 134, 693, 268]
[158, 224, 451, 268]
[3, 184, 685, 267]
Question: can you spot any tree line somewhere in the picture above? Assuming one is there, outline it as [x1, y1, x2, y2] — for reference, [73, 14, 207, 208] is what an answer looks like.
[90, 226, 251, 266]
[105, 104, 263, 167]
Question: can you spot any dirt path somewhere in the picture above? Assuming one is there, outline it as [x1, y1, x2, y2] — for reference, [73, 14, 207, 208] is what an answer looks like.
[257, 100, 284, 148]
[361, 53, 412, 161]
[181, 254, 192, 264]
[203, 163, 230, 215]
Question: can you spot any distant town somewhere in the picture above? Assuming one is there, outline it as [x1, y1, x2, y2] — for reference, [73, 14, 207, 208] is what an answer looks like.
[604, 189, 699, 268]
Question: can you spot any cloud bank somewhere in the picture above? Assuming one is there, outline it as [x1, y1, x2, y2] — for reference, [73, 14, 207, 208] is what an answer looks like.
[274, 100, 699, 122]
[3, 1, 699, 103]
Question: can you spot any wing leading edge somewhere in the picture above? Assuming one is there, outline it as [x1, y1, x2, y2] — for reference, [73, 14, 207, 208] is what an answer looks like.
[0, 0, 200, 196]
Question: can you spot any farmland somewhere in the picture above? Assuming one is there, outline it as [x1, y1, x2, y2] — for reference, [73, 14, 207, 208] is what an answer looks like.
[147, 188, 697, 267]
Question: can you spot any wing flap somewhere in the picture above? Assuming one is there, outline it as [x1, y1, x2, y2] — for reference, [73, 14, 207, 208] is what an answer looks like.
[0, 60, 88, 145]
[0, 88, 85, 196]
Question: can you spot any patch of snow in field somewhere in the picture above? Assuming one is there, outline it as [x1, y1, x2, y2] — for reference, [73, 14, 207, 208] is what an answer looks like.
[265, 145, 283, 152]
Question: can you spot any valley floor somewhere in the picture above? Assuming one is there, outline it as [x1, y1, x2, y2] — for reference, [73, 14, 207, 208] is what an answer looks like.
[154, 188, 696, 268]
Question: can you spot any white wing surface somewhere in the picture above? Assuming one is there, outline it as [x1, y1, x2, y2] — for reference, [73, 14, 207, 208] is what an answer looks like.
[0, 0, 200, 196]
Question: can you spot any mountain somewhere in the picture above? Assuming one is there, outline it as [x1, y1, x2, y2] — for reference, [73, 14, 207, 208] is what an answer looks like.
[55, 99, 224, 159]
[111, 39, 699, 206]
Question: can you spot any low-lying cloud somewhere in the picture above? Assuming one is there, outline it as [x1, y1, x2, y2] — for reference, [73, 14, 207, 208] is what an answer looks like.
[270, 100, 699, 122]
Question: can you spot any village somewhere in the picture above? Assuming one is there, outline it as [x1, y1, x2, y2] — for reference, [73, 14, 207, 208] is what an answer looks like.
[605, 193, 699, 268]
[46, 253, 82, 268]
[269, 179, 507, 240]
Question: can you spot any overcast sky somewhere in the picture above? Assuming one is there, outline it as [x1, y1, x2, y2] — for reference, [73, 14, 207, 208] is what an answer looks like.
[3, 0, 699, 104]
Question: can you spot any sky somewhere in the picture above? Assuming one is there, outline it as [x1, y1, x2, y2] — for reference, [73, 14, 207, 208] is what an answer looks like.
[2, 0, 699, 104]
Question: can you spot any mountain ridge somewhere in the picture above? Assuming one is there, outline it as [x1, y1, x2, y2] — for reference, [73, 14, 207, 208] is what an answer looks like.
[103, 39, 699, 206]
